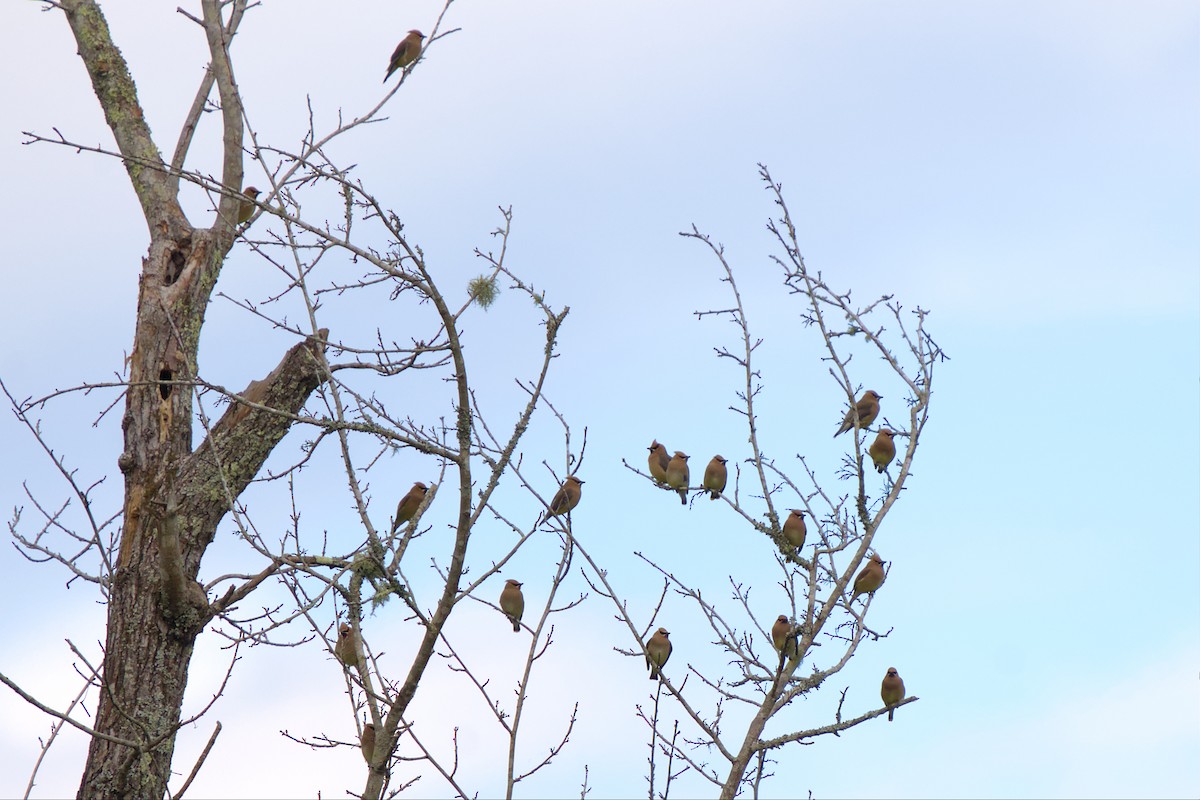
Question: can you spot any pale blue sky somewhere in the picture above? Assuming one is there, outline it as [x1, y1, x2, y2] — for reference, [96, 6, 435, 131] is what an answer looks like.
[1, 1, 1197, 797]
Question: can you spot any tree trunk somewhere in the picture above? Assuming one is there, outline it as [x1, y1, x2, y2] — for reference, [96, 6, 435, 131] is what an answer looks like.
[58, 2, 330, 795]
[76, 220, 329, 797]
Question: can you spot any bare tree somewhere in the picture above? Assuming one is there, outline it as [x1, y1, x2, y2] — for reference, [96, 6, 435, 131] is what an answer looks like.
[5, 1, 585, 797]
[5, 2, 945, 797]
[605, 165, 946, 798]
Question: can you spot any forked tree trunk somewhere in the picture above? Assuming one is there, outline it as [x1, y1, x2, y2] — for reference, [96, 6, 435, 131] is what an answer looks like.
[77, 219, 327, 795]
[59, 1, 329, 796]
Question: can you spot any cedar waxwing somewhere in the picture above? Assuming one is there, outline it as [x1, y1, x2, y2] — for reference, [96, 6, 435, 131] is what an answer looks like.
[499, 579, 524, 633]
[334, 622, 362, 669]
[647, 440, 670, 484]
[645, 627, 672, 680]
[237, 187, 259, 224]
[834, 390, 882, 437]
[782, 509, 807, 550]
[360, 723, 376, 763]
[547, 475, 584, 518]
[383, 30, 425, 82]
[869, 429, 896, 474]
[880, 667, 905, 722]
[850, 553, 886, 603]
[703, 455, 728, 500]
[771, 615, 798, 659]
[665, 452, 690, 505]
[391, 481, 430, 533]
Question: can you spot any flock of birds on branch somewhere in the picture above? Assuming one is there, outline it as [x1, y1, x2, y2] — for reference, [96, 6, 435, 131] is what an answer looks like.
[334, 386, 907, 766]
[234, 29, 910, 750]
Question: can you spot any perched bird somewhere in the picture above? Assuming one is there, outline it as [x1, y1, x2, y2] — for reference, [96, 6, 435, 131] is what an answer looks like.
[647, 440, 670, 484]
[499, 579, 525, 633]
[782, 509, 807, 550]
[834, 390, 882, 437]
[237, 186, 260, 224]
[869, 429, 896, 474]
[334, 622, 362, 669]
[646, 627, 672, 680]
[360, 723, 376, 763]
[383, 30, 425, 82]
[391, 481, 430, 533]
[547, 475, 584, 518]
[703, 455, 728, 500]
[850, 553, 886, 603]
[880, 667, 905, 721]
[665, 451, 690, 505]
[771, 615, 798, 659]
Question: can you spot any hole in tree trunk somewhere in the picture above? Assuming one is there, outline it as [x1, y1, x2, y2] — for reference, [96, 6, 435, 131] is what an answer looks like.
[159, 369, 172, 400]
[165, 249, 187, 285]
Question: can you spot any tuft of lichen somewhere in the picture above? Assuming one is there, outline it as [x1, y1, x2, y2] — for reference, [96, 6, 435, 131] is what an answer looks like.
[467, 274, 499, 309]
